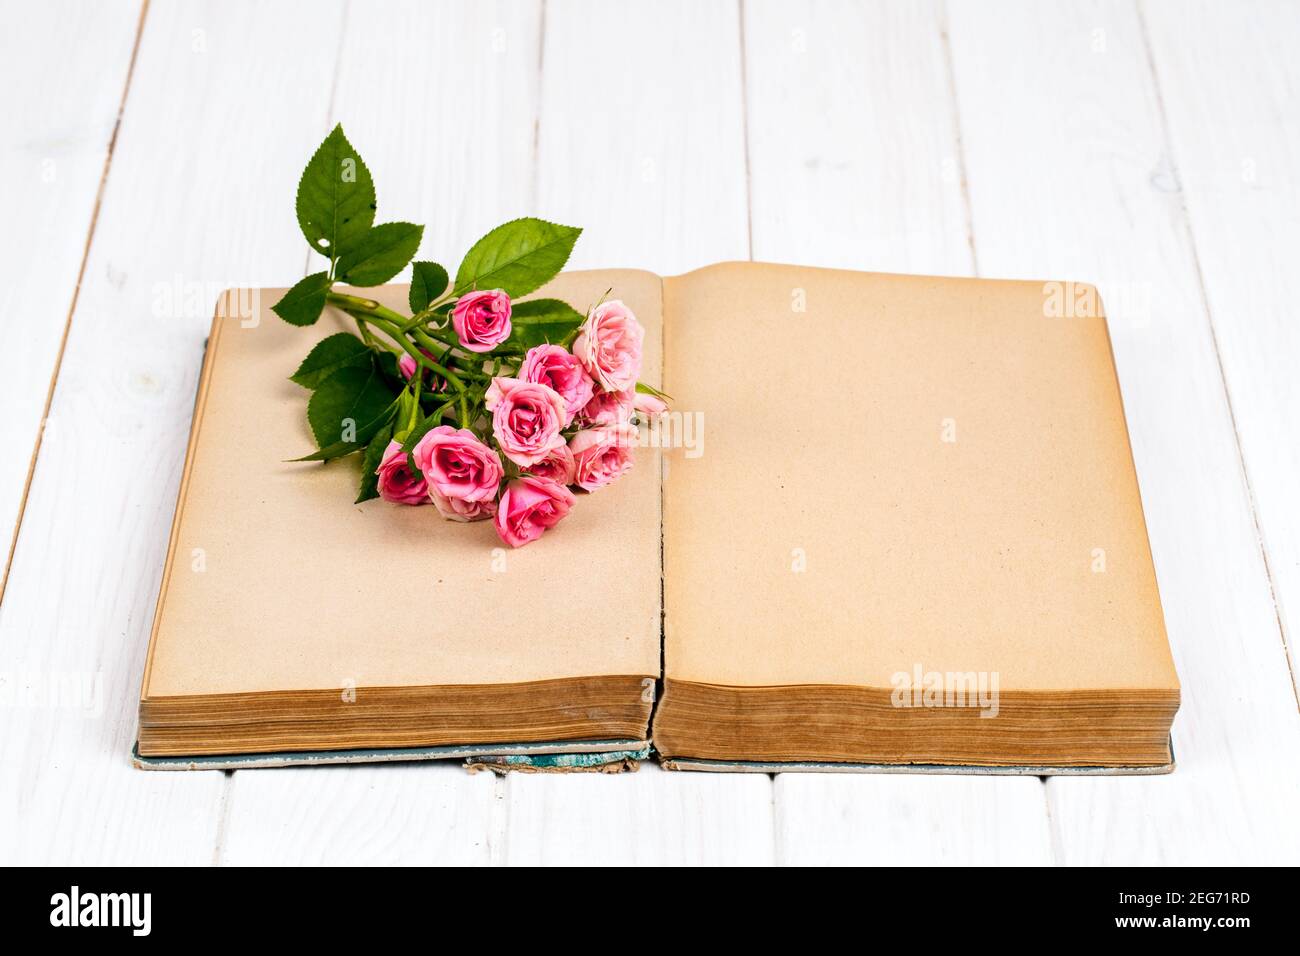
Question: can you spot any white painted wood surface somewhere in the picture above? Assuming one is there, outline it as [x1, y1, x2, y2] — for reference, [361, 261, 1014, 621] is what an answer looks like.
[0, 0, 1295, 865]
[1143, 0, 1300, 695]
[0, 0, 140, 598]
[945, 0, 1300, 865]
[0, 0, 348, 865]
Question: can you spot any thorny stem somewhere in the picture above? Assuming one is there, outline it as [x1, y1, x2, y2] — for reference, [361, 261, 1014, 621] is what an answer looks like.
[327, 292, 469, 395]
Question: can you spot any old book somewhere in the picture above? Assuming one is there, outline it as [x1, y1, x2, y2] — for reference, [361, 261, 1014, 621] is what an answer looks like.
[137, 271, 663, 762]
[653, 264, 1178, 770]
[137, 263, 1178, 771]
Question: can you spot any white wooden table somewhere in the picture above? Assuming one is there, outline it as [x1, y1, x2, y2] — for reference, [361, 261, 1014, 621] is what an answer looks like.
[2, 0, 1297, 866]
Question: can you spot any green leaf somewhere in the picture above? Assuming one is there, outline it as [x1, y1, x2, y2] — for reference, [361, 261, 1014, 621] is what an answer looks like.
[373, 349, 402, 389]
[336, 222, 424, 286]
[271, 272, 331, 327]
[290, 332, 371, 389]
[295, 125, 376, 261]
[453, 218, 582, 298]
[506, 298, 586, 349]
[289, 440, 364, 462]
[307, 364, 399, 450]
[409, 261, 449, 312]
[635, 381, 673, 401]
[355, 422, 394, 504]
[292, 398, 399, 462]
[400, 410, 442, 455]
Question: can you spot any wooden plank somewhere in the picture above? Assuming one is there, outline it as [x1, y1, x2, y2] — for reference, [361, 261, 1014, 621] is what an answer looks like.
[210, 0, 545, 863]
[946, 0, 1300, 865]
[743, 0, 1052, 865]
[0, 0, 347, 864]
[0, 0, 141, 597]
[504, 764, 775, 865]
[536, 0, 751, 274]
[743, 0, 973, 276]
[220, 764, 498, 865]
[777, 774, 1052, 865]
[326, 0, 546, 260]
[1142, 0, 1300, 697]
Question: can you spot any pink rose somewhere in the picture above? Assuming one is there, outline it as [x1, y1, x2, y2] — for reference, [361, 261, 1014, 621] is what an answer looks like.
[451, 289, 512, 353]
[398, 352, 418, 380]
[632, 391, 669, 418]
[494, 476, 575, 548]
[519, 344, 594, 425]
[411, 425, 503, 503]
[526, 444, 576, 486]
[484, 376, 568, 467]
[569, 424, 638, 491]
[575, 387, 633, 427]
[398, 348, 431, 381]
[398, 349, 452, 394]
[573, 300, 644, 393]
[430, 491, 497, 523]
[375, 441, 428, 505]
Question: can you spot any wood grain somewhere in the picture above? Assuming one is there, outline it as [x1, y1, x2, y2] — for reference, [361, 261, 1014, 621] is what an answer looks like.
[220, 763, 498, 865]
[0, 0, 142, 597]
[505, 764, 775, 865]
[0, 0, 347, 864]
[537, 0, 751, 274]
[1143, 0, 1300, 699]
[777, 773, 1053, 865]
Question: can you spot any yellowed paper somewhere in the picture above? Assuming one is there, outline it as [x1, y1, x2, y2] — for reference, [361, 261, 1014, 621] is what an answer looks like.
[661, 262, 1177, 695]
[142, 271, 663, 701]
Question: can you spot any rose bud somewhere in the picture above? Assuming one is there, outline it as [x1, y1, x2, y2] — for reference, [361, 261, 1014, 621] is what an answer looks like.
[569, 423, 638, 491]
[375, 441, 429, 505]
[430, 491, 497, 523]
[632, 391, 668, 418]
[574, 387, 633, 428]
[526, 444, 577, 486]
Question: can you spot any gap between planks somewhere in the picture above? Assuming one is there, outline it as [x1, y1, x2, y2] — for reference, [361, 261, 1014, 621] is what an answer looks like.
[1135, 0, 1297, 705]
[0, 0, 151, 607]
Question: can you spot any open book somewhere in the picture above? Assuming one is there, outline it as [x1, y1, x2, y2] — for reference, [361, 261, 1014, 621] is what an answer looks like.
[137, 263, 1179, 772]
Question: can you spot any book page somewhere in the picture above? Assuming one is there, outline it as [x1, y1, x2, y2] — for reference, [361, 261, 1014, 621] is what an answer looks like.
[142, 270, 663, 697]
[661, 262, 1178, 693]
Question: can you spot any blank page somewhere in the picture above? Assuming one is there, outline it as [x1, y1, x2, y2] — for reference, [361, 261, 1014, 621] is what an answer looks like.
[142, 270, 663, 698]
[662, 262, 1177, 694]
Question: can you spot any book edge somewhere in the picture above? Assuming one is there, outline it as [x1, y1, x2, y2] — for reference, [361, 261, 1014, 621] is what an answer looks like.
[139, 294, 228, 704]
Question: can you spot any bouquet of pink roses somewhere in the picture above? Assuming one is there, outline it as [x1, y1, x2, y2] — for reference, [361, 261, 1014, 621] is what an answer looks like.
[274, 127, 667, 547]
